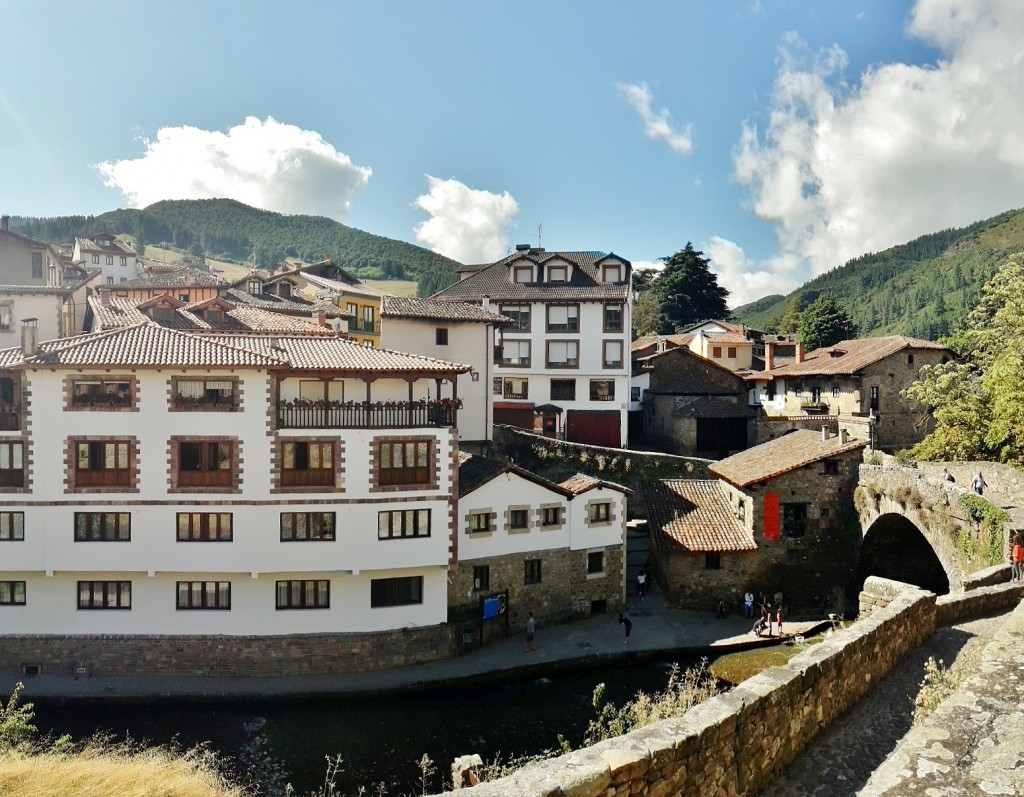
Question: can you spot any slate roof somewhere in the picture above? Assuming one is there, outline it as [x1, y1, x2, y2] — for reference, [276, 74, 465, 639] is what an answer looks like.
[709, 429, 867, 488]
[89, 296, 335, 336]
[221, 287, 346, 318]
[770, 336, 952, 378]
[642, 479, 756, 553]
[381, 297, 513, 324]
[116, 267, 221, 289]
[670, 396, 752, 419]
[75, 236, 134, 256]
[431, 250, 631, 303]
[457, 453, 570, 499]
[300, 271, 386, 299]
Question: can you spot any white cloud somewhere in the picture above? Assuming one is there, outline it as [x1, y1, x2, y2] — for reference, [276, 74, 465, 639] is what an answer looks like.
[617, 82, 694, 156]
[705, 236, 803, 308]
[413, 176, 519, 264]
[734, 0, 1024, 282]
[97, 116, 371, 222]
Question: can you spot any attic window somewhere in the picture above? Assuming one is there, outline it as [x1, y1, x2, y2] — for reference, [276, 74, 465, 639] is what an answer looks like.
[152, 307, 174, 322]
[205, 310, 224, 324]
[547, 265, 568, 283]
[602, 264, 622, 283]
[513, 266, 532, 284]
[247, 279, 261, 295]
[278, 283, 292, 299]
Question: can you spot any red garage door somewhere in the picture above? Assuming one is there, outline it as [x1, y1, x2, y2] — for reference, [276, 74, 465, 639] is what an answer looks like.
[566, 410, 620, 448]
[493, 407, 535, 431]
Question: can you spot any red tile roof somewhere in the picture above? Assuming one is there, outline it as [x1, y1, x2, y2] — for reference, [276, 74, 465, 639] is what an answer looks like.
[709, 429, 867, 487]
[642, 479, 755, 553]
[770, 336, 952, 377]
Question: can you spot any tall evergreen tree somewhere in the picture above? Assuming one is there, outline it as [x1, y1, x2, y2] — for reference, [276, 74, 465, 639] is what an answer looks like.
[651, 243, 730, 333]
[778, 296, 803, 334]
[798, 293, 855, 350]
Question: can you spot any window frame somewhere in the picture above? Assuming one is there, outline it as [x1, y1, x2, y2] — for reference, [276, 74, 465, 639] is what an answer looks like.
[275, 579, 330, 610]
[545, 339, 579, 369]
[0, 441, 24, 488]
[547, 265, 568, 283]
[77, 580, 131, 610]
[498, 338, 531, 367]
[176, 580, 231, 610]
[280, 440, 336, 488]
[0, 511, 24, 541]
[545, 303, 579, 333]
[603, 303, 624, 333]
[376, 439, 433, 487]
[602, 340, 624, 369]
[468, 511, 493, 534]
[0, 580, 25, 606]
[601, 264, 622, 283]
[370, 576, 423, 608]
[540, 506, 562, 528]
[378, 508, 431, 540]
[589, 379, 615, 402]
[435, 327, 449, 346]
[74, 440, 132, 488]
[705, 552, 721, 570]
[31, 252, 43, 279]
[280, 512, 337, 541]
[524, 559, 542, 585]
[503, 377, 528, 400]
[550, 378, 576, 401]
[587, 550, 605, 575]
[176, 439, 236, 489]
[782, 502, 809, 539]
[176, 512, 233, 542]
[171, 377, 238, 411]
[74, 512, 131, 542]
[508, 508, 530, 531]
[589, 502, 612, 524]
[499, 304, 531, 332]
[513, 265, 533, 283]
[70, 377, 134, 410]
[472, 566, 490, 592]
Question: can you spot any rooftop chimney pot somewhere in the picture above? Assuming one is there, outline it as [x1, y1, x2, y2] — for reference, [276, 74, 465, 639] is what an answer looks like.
[20, 318, 38, 357]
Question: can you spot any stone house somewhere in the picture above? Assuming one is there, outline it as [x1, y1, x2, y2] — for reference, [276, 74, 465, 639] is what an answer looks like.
[638, 346, 753, 457]
[450, 453, 630, 642]
[766, 336, 954, 451]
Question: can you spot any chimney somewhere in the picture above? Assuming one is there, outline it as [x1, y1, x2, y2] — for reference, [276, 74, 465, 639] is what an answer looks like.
[1, 216, 8, 232]
[821, 426, 831, 442]
[99, 288, 111, 307]
[482, 295, 491, 312]
[795, 342, 805, 364]
[21, 319, 38, 357]
[312, 310, 326, 327]
[764, 340, 775, 371]
[839, 429, 849, 444]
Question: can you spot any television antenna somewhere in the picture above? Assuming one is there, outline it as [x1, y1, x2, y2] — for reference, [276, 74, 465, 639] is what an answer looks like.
[537, 223, 542, 248]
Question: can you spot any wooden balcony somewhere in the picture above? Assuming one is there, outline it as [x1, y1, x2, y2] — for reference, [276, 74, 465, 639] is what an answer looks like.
[277, 400, 458, 429]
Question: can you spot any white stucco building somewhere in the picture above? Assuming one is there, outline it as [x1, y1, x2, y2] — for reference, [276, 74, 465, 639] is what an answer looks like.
[72, 233, 140, 285]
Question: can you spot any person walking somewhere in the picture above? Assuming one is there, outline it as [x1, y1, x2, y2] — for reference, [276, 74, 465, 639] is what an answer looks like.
[972, 471, 987, 495]
[618, 613, 633, 645]
[744, 590, 754, 619]
[525, 612, 536, 652]
[1012, 534, 1024, 582]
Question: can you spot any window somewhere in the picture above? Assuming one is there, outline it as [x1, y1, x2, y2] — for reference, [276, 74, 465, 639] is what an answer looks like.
[589, 502, 611, 523]
[587, 551, 605, 575]
[832, 386, 841, 398]
[276, 579, 329, 609]
[377, 439, 432, 486]
[78, 580, 131, 609]
[105, 255, 114, 265]
[603, 304, 623, 332]
[589, 380, 615, 401]
[550, 378, 576, 400]
[278, 282, 292, 299]
[870, 386, 880, 412]
[503, 378, 528, 400]
[473, 566, 490, 591]
[176, 581, 230, 610]
[120, 256, 127, 267]
[152, 306, 174, 321]
[31, 252, 43, 279]
[105, 276, 114, 285]
[177, 513, 233, 541]
[0, 442, 24, 487]
[179, 295, 189, 303]
[546, 340, 579, 368]
[907, 354, 915, 366]
[811, 387, 821, 403]
[0, 512, 23, 541]
[499, 339, 531, 367]
[705, 552, 721, 570]
[298, 379, 344, 403]
[546, 304, 579, 332]
[281, 512, 336, 541]
[547, 265, 568, 282]
[602, 264, 622, 283]
[508, 509, 529, 531]
[500, 304, 530, 331]
[205, 310, 224, 324]
[0, 581, 25, 605]
[177, 441, 234, 488]
[71, 378, 132, 408]
[0, 303, 12, 331]
[281, 441, 335, 487]
[727, 347, 737, 359]
[823, 460, 839, 476]
[540, 506, 562, 527]
[371, 576, 423, 607]
[513, 265, 533, 283]
[247, 279, 261, 295]
[74, 512, 130, 541]
[435, 328, 449, 346]
[767, 381, 777, 401]
[75, 441, 130, 487]
[782, 503, 808, 538]
[631, 386, 641, 402]
[524, 559, 542, 585]
[91, 254, 100, 264]
[172, 378, 237, 409]
[469, 511, 493, 533]
[378, 509, 430, 539]
[603, 341, 623, 368]
[362, 306, 375, 333]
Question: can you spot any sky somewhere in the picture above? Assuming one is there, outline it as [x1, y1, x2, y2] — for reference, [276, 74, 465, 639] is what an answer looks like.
[2, 0, 1024, 307]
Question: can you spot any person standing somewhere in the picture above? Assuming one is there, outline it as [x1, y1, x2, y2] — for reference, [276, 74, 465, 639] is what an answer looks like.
[525, 612, 536, 652]
[618, 613, 633, 645]
[776, 605, 784, 635]
[1012, 534, 1024, 582]
[744, 590, 754, 618]
[972, 471, 987, 495]
[637, 570, 647, 599]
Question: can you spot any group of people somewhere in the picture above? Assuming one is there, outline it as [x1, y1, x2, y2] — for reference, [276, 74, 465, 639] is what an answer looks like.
[745, 590, 784, 637]
[940, 467, 988, 496]
[524, 610, 634, 651]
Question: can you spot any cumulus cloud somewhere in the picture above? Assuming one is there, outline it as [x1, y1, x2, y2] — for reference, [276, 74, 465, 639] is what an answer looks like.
[413, 176, 519, 264]
[705, 236, 804, 308]
[97, 116, 371, 222]
[734, 0, 1024, 280]
[617, 82, 694, 156]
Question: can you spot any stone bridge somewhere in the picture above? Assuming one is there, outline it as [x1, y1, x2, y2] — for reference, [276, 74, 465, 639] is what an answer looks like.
[855, 461, 1024, 593]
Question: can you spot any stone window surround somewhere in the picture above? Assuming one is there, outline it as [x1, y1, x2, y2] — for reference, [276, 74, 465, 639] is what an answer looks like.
[0, 437, 30, 495]
[167, 436, 242, 495]
[168, 375, 242, 413]
[586, 548, 607, 579]
[538, 503, 565, 531]
[584, 497, 617, 528]
[271, 436, 344, 495]
[505, 504, 532, 534]
[369, 435, 440, 494]
[466, 508, 496, 535]
[64, 436, 140, 495]
[64, 374, 139, 413]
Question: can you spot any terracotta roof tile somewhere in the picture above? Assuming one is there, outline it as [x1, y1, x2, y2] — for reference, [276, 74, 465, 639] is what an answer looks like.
[770, 336, 952, 377]
[709, 429, 867, 487]
[221, 287, 345, 318]
[642, 479, 756, 553]
[300, 272, 387, 299]
[116, 267, 221, 289]
[558, 473, 631, 496]
[381, 297, 513, 324]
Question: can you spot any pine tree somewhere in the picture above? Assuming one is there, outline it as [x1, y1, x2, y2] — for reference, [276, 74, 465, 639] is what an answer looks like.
[798, 293, 855, 350]
[650, 243, 730, 333]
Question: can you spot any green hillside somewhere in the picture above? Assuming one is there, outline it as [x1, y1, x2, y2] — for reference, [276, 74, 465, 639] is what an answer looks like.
[11, 198, 461, 297]
[732, 208, 1024, 339]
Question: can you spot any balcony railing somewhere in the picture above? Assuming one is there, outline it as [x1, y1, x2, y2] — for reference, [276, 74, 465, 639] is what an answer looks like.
[277, 399, 459, 429]
[503, 385, 529, 400]
[0, 403, 21, 431]
[347, 319, 380, 334]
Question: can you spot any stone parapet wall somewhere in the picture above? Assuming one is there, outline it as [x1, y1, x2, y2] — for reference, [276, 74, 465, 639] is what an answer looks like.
[935, 580, 1024, 626]
[441, 581, 937, 797]
[0, 626, 455, 678]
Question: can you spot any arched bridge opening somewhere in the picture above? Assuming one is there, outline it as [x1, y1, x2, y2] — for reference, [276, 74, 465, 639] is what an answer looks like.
[856, 513, 950, 597]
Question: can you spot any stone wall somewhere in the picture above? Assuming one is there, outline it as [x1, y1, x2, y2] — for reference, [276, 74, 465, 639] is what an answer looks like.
[754, 414, 838, 445]
[935, 580, 1024, 625]
[0, 625, 455, 678]
[440, 579, 938, 797]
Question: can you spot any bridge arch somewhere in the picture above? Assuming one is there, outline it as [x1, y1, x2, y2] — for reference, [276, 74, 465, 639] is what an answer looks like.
[857, 512, 951, 595]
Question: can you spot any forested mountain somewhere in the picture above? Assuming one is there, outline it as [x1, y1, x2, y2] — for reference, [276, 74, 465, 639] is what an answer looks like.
[732, 208, 1024, 340]
[11, 199, 461, 296]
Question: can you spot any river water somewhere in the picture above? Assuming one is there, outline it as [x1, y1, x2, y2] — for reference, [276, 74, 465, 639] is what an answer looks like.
[33, 655, 708, 795]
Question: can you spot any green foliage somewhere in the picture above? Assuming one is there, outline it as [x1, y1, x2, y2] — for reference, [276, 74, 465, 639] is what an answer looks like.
[778, 295, 804, 334]
[0, 682, 37, 752]
[650, 243, 730, 333]
[893, 449, 918, 468]
[798, 292, 855, 349]
[958, 494, 1010, 568]
[631, 292, 661, 338]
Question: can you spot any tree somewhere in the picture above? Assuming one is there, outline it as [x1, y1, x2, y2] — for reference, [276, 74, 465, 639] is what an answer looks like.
[798, 293, 855, 350]
[631, 292, 661, 338]
[651, 243, 730, 333]
[778, 296, 803, 334]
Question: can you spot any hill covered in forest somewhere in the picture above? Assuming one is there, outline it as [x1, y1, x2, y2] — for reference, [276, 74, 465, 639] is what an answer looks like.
[732, 208, 1024, 339]
[11, 198, 461, 297]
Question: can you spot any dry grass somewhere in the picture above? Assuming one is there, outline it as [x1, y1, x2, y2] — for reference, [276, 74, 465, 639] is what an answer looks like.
[0, 740, 245, 797]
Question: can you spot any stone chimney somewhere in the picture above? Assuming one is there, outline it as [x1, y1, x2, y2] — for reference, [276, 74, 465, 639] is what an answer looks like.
[839, 428, 849, 444]
[21, 319, 38, 357]
[99, 288, 111, 307]
[764, 340, 775, 371]
[795, 342, 805, 364]
[312, 310, 326, 327]
[821, 426, 831, 442]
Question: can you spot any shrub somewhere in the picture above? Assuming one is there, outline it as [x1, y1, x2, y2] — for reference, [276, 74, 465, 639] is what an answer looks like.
[893, 449, 918, 468]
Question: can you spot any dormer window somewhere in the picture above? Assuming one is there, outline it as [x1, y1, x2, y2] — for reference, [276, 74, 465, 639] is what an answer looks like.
[547, 265, 568, 283]
[278, 283, 292, 299]
[247, 279, 261, 295]
[513, 266, 532, 284]
[152, 307, 174, 322]
[602, 264, 622, 283]
[205, 310, 224, 324]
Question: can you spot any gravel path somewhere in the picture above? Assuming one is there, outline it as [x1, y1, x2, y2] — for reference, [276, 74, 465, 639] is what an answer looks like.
[758, 610, 1011, 797]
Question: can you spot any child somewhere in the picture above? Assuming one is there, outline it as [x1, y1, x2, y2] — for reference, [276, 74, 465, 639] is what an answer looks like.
[776, 605, 784, 635]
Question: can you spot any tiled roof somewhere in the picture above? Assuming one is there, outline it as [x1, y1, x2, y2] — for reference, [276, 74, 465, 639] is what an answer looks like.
[431, 250, 630, 302]
[300, 271, 387, 299]
[631, 334, 694, 354]
[381, 297, 513, 324]
[642, 479, 756, 553]
[709, 429, 867, 487]
[221, 287, 346, 318]
[770, 336, 952, 377]
[76, 236, 134, 256]
[458, 454, 512, 498]
[670, 396, 751, 419]
[682, 319, 748, 334]
[695, 331, 754, 344]
[89, 296, 335, 336]
[558, 473, 632, 496]
[116, 267, 221, 288]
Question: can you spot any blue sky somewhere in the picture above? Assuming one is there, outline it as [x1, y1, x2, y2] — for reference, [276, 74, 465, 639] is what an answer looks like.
[3, 1, 1023, 305]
